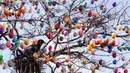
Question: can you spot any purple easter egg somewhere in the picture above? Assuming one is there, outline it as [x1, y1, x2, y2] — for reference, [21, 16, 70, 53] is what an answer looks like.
[0, 28, 4, 34]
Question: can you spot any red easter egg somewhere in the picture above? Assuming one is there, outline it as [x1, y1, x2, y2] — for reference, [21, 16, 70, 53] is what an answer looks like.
[45, 31, 53, 39]
[6, 41, 11, 48]
[55, 23, 60, 30]
[88, 11, 92, 17]
[110, 40, 115, 46]
[48, 45, 52, 51]
[124, 69, 128, 73]
[112, 52, 117, 58]
[9, 32, 14, 38]
[56, 62, 60, 68]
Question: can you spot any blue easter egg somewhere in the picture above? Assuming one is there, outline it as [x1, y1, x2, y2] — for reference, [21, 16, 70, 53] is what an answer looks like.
[73, 17, 78, 23]
[107, 43, 112, 49]
[113, 59, 117, 64]
[102, 34, 106, 38]
[108, 49, 112, 53]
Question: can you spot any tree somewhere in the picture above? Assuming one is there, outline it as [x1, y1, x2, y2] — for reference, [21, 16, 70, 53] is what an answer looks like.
[0, 0, 130, 73]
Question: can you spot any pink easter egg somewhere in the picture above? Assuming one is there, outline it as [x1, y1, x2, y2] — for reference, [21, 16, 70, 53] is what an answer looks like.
[114, 67, 118, 73]
[6, 41, 11, 48]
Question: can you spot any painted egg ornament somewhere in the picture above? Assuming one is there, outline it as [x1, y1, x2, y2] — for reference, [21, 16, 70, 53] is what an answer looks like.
[96, 38, 102, 45]
[73, 17, 78, 23]
[102, 34, 106, 38]
[112, 52, 117, 58]
[118, 47, 123, 52]
[124, 69, 128, 73]
[33, 39, 38, 45]
[54, 23, 60, 30]
[37, 39, 44, 49]
[108, 49, 112, 53]
[48, 45, 52, 51]
[90, 39, 95, 47]
[63, 30, 69, 36]
[65, 57, 70, 63]
[112, 2, 117, 7]
[91, 0, 94, 4]
[104, 37, 109, 43]
[90, 65, 95, 71]
[88, 11, 93, 17]
[107, 43, 112, 49]
[117, 24, 122, 30]
[45, 31, 53, 39]
[81, 59, 87, 65]
[0, 28, 4, 34]
[109, 40, 115, 46]
[124, 28, 129, 33]
[113, 59, 117, 64]
[0, 44, 6, 50]
[114, 67, 118, 73]
[87, 45, 92, 51]
[20, 43, 25, 49]
[78, 30, 84, 37]
[2, 63, 7, 69]
[24, 39, 29, 45]
[15, 10, 21, 17]
[93, 12, 99, 18]
[63, 16, 69, 23]
[99, 59, 106, 65]
[68, 63, 72, 68]
[56, 62, 60, 68]
[111, 33, 116, 39]
[6, 41, 11, 48]
[0, 55, 3, 61]
[76, 24, 81, 29]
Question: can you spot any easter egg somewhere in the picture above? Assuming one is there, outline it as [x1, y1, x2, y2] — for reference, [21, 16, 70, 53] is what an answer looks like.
[93, 12, 99, 17]
[108, 49, 112, 53]
[68, 63, 72, 68]
[78, 30, 84, 37]
[87, 45, 92, 51]
[88, 11, 92, 17]
[45, 31, 53, 39]
[96, 38, 102, 45]
[9, 32, 14, 38]
[0, 55, 3, 61]
[107, 43, 112, 49]
[90, 65, 95, 71]
[0, 28, 4, 34]
[109, 40, 115, 46]
[81, 59, 87, 65]
[91, 0, 94, 4]
[124, 69, 128, 73]
[111, 33, 116, 39]
[102, 34, 106, 38]
[124, 28, 129, 33]
[90, 39, 95, 47]
[113, 59, 117, 64]
[33, 39, 38, 45]
[104, 37, 109, 43]
[20, 43, 25, 49]
[73, 17, 78, 23]
[114, 67, 118, 73]
[117, 24, 122, 30]
[48, 45, 52, 51]
[112, 52, 117, 58]
[63, 16, 69, 23]
[76, 24, 81, 29]
[54, 23, 60, 30]
[24, 39, 29, 45]
[112, 2, 117, 7]
[15, 10, 21, 17]
[65, 57, 70, 63]
[6, 41, 11, 48]
[100, 5, 104, 10]
[56, 62, 60, 68]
